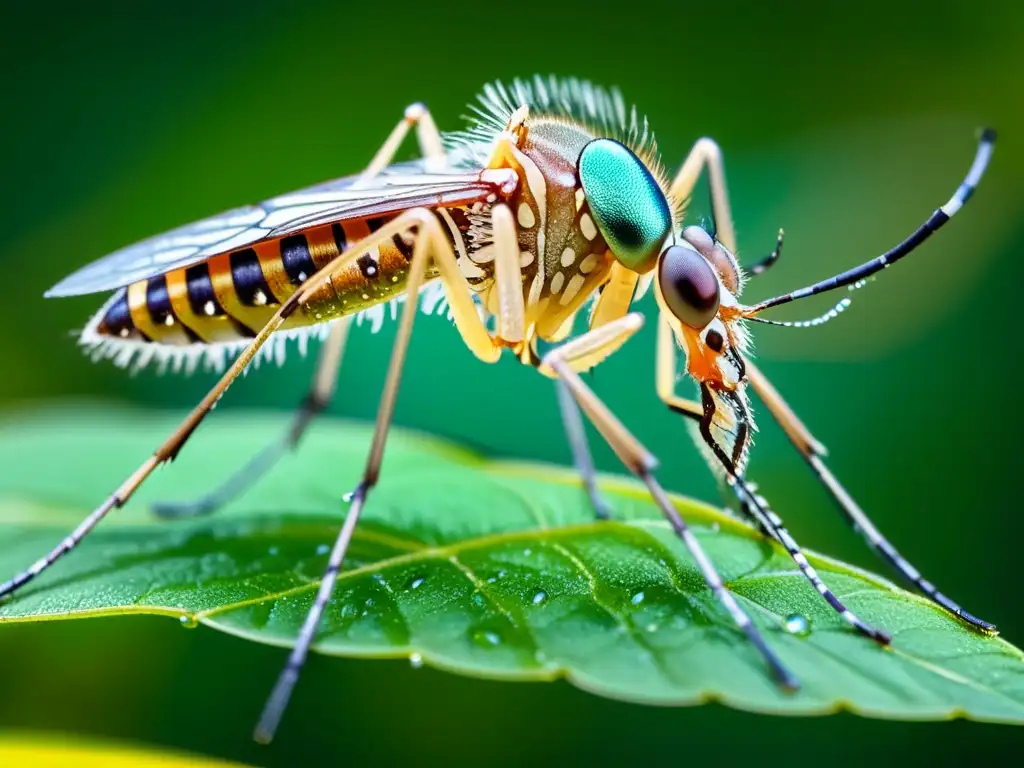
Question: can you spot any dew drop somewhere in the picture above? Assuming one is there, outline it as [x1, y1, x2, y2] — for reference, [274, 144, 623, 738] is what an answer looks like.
[409, 653, 424, 669]
[631, 591, 645, 605]
[178, 615, 198, 629]
[471, 629, 502, 648]
[532, 590, 548, 606]
[343, 491, 355, 503]
[316, 544, 330, 556]
[409, 576, 425, 590]
[268, 546, 279, 556]
[783, 614, 810, 636]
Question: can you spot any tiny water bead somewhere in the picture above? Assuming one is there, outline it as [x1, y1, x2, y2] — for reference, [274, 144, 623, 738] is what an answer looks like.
[532, 590, 548, 606]
[631, 591, 645, 605]
[783, 613, 811, 636]
[487, 569, 509, 584]
[408, 576, 425, 590]
[178, 615, 198, 629]
[409, 653, 424, 669]
[268, 546, 279, 556]
[316, 544, 330, 556]
[471, 628, 502, 648]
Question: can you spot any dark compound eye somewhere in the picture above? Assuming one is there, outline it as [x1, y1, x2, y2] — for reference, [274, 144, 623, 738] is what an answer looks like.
[658, 245, 721, 330]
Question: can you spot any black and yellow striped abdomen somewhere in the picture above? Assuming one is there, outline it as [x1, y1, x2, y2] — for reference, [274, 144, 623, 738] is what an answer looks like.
[95, 214, 445, 346]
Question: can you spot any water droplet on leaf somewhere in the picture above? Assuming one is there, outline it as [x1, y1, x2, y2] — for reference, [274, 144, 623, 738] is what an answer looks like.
[631, 591, 645, 605]
[316, 544, 330, 556]
[409, 653, 424, 669]
[409, 576, 425, 590]
[471, 629, 502, 648]
[178, 615, 198, 629]
[783, 613, 810, 636]
[532, 590, 548, 606]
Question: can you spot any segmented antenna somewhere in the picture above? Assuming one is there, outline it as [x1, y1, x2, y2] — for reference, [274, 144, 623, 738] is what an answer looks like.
[748, 279, 867, 328]
[747, 129, 995, 315]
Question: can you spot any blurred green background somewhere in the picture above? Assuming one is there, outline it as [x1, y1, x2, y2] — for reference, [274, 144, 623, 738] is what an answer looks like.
[1, 0, 1022, 764]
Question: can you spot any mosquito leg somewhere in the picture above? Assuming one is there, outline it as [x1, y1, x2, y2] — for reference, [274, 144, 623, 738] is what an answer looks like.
[554, 379, 612, 520]
[151, 102, 447, 520]
[728, 471, 891, 644]
[670, 137, 738, 255]
[354, 103, 446, 187]
[539, 315, 798, 691]
[669, 137, 783, 279]
[654, 312, 889, 642]
[745, 360, 996, 633]
[0, 286, 297, 602]
[151, 319, 352, 519]
[547, 262, 640, 521]
[254, 204, 525, 743]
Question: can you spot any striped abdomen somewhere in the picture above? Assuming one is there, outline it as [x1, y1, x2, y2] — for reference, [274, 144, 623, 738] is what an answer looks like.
[94, 214, 447, 346]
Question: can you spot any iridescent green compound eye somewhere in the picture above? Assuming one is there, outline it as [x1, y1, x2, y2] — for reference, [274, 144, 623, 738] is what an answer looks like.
[577, 139, 671, 273]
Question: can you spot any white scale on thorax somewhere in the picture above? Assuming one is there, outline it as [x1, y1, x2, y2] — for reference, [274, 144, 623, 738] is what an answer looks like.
[504, 143, 549, 308]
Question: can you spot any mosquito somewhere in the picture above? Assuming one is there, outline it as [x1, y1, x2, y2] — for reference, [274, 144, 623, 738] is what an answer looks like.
[1, 76, 996, 743]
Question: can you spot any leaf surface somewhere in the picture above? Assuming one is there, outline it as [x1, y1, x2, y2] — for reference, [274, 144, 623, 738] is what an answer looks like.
[1, 407, 1021, 723]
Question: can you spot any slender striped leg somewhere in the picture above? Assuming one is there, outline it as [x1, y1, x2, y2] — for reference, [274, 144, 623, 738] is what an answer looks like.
[553, 262, 640, 521]
[151, 319, 351, 519]
[150, 107, 447, 519]
[656, 315, 890, 643]
[540, 315, 799, 691]
[254, 204, 525, 743]
[745, 360, 997, 633]
[0, 207, 501, 606]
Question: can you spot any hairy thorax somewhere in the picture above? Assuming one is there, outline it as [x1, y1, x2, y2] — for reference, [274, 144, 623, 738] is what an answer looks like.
[471, 118, 614, 341]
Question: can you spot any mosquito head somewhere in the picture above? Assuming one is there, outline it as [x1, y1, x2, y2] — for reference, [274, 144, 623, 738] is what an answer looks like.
[655, 227, 748, 390]
[577, 138, 672, 274]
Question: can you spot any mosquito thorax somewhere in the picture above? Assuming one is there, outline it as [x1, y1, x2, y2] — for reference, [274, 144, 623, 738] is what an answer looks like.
[493, 117, 623, 339]
[577, 138, 671, 274]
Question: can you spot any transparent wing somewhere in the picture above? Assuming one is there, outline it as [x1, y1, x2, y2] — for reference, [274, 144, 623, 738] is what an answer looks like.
[46, 159, 509, 297]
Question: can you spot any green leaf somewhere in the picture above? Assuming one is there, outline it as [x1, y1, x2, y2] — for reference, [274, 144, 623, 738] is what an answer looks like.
[1, 406, 1022, 723]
